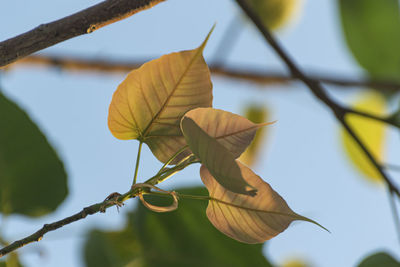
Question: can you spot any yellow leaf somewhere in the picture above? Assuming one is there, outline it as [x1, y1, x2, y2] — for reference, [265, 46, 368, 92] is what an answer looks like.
[181, 116, 256, 195]
[239, 105, 269, 166]
[200, 163, 318, 244]
[342, 91, 387, 183]
[108, 28, 214, 163]
[184, 107, 273, 158]
[248, 0, 304, 30]
[282, 258, 310, 267]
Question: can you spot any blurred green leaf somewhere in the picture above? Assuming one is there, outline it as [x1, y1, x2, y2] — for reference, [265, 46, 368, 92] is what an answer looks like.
[248, 0, 303, 30]
[84, 228, 144, 267]
[0, 91, 68, 217]
[84, 187, 272, 267]
[357, 252, 400, 267]
[339, 0, 400, 81]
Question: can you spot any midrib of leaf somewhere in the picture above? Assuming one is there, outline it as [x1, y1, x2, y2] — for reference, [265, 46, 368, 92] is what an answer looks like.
[215, 125, 257, 140]
[141, 47, 204, 137]
[210, 197, 328, 231]
[210, 197, 299, 219]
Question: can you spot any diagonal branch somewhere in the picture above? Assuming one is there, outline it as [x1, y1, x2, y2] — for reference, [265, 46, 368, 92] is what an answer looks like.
[0, 193, 129, 258]
[235, 0, 400, 197]
[0, 157, 195, 257]
[0, 0, 164, 67]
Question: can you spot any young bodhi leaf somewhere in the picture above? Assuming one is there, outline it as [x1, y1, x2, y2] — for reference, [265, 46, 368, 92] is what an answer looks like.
[181, 116, 256, 196]
[184, 107, 273, 158]
[108, 28, 214, 164]
[200, 163, 322, 244]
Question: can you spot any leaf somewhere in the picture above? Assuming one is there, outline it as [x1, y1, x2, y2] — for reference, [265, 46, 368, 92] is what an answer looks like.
[84, 187, 273, 267]
[248, 0, 304, 30]
[239, 104, 269, 166]
[339, 0, 400, 81]
[184, 107, 272, 158]
[200, 163, 322, 244]
[108, 28, 214, 164]
[84, 228, 145, 267]
[135, 187, 273, 267]
[0, 91, 68, 217]
[181, 116, 256, 196]
[342, 91, 387, 183]
[357, 252, 400, 267]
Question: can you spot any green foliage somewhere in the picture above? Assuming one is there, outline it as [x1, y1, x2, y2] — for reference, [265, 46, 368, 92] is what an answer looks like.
[84, 187, 273, 267]
[0, 91, 68, 217]
[357, 252, 400, 267]
[84, 228, 144, 267]
[339, 0, 400, 81]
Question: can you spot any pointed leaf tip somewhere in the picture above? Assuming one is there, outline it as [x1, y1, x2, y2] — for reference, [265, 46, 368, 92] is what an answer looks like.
[198, 24, 216, 52]
[108, 31, 213, 164]
[201, 163, 303, 243]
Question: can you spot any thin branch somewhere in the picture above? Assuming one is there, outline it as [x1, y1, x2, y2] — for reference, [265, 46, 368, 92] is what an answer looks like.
[387, 189, 400, 246]
[0, 194, 127, 257]
[0, 0, 164, 67]
[235, 0, 400, 197]
[0, 158, 198, 257]
[7, 54, 400, 93]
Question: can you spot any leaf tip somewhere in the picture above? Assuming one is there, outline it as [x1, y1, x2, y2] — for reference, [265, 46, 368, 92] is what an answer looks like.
[198, 24, 216, 52]
[298, 214, 330, 233]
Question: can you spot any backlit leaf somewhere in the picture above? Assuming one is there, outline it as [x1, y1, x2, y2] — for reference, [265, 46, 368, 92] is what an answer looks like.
[342, 91, 387, 183]
[339, 0, 400, 81]
[0, 91, 68, 216]
[184, 107, 272, 158]
[108, 29, 214, 163]
[200, 163, 320, 243]
[84, 187, 273, 267]
[181, 116, 256, 196]
[239, 105, 269, 166]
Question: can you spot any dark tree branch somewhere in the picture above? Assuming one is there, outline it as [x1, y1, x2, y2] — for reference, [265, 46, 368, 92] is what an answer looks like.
[0, 0, 164, 67]
[235, 0, 400, 197]
[7, 54, 400, 94]
[0, 193, 130, 257]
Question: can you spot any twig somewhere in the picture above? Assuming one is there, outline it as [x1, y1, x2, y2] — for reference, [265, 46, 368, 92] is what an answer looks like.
[0, 156, 198, 257]
[234, 0, 400, 197]
[6, 54, 400, 93]
[0, 0, 164, 67]
[387, 189, 400, 246]
[0, 196, 124, 257]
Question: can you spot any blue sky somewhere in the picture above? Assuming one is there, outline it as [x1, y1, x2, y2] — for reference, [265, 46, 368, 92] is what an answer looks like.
[1, 0, 400, 266]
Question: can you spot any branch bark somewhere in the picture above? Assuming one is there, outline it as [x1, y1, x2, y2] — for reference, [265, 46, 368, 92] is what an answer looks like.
[0, 0, 164, 67]
[7, 54, 400, 93]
